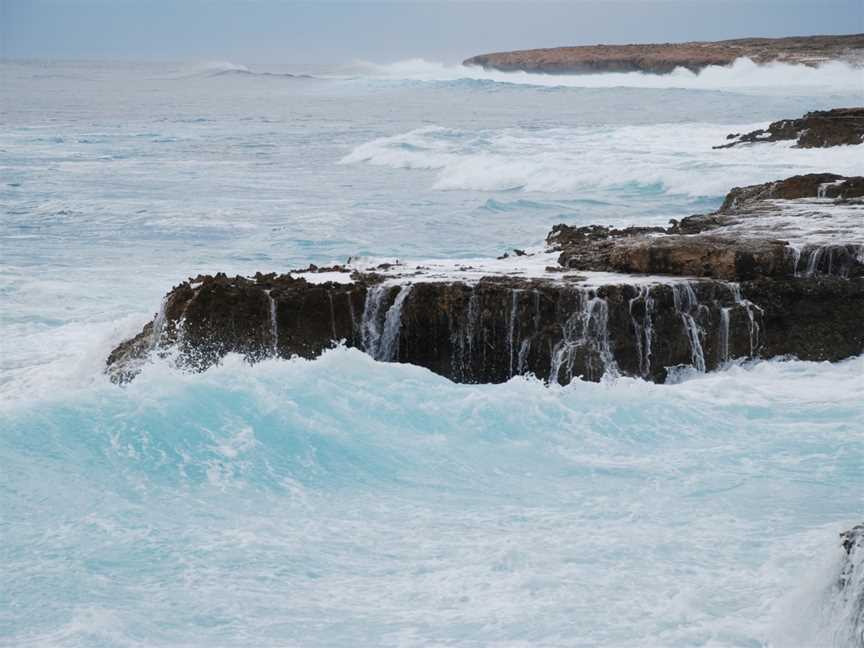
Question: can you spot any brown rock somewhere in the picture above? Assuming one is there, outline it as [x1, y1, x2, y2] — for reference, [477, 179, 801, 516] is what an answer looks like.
[106, 173, 864, 385]
[464, 34, 864, 75]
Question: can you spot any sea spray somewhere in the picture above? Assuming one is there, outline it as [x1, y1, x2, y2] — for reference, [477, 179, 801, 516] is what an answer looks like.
[354, 58, 864, 92]
[4, 56, 864, 648]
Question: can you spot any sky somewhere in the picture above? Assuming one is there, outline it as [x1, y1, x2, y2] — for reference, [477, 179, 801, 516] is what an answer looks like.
[1, 0, 862, 65]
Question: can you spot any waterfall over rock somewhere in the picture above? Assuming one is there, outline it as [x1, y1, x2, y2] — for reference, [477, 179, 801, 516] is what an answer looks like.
[106, 174, 864, 385]
[835, 524, 864, 648]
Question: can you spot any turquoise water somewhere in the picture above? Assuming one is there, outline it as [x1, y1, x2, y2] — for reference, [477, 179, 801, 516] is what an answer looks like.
[1, 59, 863, 646]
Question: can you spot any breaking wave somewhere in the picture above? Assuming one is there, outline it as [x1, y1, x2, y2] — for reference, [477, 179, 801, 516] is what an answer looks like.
[350, 57, 864, 92]
[5, 55, 863, 648]
[2, 347, 862, 646]
[186, 60, 251, 76]
[180, 61, 311, 79]
[341, 123, 864, 196]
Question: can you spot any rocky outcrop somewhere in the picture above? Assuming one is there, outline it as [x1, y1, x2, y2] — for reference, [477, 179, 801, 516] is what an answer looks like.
[108, 272, 864, 385]
[550, 174, 864, 281]
[463, 34, 864, 75]
[107, 174, 864, 385]
[107, 270, 369, 383]
[717, 173, 864, 209]
[716, 108, 864, 149]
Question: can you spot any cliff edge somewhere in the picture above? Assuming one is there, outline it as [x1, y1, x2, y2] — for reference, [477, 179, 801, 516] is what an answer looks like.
[463, 34, 864, 75]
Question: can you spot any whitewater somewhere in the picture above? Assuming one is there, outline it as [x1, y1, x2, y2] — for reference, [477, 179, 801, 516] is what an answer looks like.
[1, 59, 863, 647]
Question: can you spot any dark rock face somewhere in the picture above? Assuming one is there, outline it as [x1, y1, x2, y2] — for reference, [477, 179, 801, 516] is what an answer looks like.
[716, 108, 864, 149]
[463, 34, 864, 75]
[397, 277, 863, 383]
[107, 271, 864, 385]
[107, 273, 864, 386]
[107, 273, 371, 383]
[108, 173, 864, 385]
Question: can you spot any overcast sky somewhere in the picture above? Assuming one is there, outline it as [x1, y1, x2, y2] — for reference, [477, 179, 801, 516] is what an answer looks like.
[2, 0, 862, 64]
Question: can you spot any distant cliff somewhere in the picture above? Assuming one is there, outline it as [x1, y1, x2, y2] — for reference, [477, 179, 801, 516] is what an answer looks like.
[463, 33, 864, 75]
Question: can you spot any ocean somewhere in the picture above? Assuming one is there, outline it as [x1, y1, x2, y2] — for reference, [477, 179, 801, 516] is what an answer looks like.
[1, 57, 863, 647]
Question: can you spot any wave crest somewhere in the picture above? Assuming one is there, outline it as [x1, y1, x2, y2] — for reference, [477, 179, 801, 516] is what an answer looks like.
[340, 123, 864, 196]
[347, 57, 864, 92]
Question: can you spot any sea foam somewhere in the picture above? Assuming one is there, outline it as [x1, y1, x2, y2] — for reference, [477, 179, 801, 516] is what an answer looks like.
[341, 123, 864, 196]
[3, 57, 863, 647]
[351, 57, 864, 93]
[2, 349, 862, 646]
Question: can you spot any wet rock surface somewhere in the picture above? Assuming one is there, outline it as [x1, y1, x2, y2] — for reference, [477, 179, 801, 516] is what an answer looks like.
[108, 174, 864, 385]
[463, 34, 864, 75]
[551, 175, 864, 280]
[716, 108, 864, 149]
[717, 173, 864, 209]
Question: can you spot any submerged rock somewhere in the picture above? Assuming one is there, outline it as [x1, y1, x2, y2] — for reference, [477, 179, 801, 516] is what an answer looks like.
[108, 174, 864, 385]
[716, 108, 864, 149]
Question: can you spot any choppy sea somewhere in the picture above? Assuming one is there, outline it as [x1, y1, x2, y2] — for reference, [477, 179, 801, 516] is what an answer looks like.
[1, 57, 863, 647]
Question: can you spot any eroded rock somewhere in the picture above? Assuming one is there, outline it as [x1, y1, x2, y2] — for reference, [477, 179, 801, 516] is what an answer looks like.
[463, 34, 864, 75]
[551, 175, 864, 280]
[107, 173, 864, 385]
[716, 108, 864, 149]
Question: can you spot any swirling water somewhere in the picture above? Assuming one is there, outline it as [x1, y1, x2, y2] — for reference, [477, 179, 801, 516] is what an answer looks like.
[1, 59, 863, 647]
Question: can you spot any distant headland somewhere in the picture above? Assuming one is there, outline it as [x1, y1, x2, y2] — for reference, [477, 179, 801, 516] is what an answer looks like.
[463, 33, 864, 75]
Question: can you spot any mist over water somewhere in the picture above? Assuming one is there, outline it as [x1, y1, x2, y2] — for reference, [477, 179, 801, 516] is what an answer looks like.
[1, 58, 863, 646]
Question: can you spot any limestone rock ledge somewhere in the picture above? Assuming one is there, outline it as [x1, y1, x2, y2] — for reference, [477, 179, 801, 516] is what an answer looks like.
[463, 34, 864, 75]
[108, 174, 864, 385]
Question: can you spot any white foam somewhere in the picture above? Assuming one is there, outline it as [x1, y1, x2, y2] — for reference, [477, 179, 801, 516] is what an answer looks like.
[345, 250, 701, 288]
[340, 123, 864, 196]
[291, 271, 355, 285]
[5, 346, 862, 646]
[768, 524, 863, 648]
[347, 58, 864, 92]
[720, 198, 864, 247]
